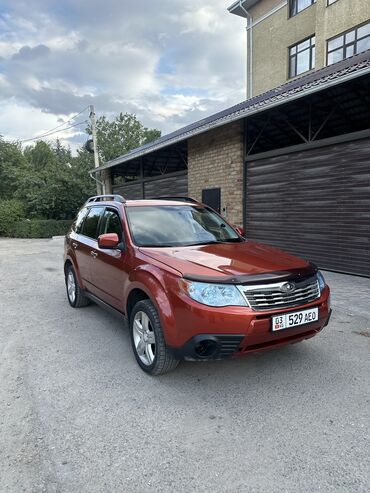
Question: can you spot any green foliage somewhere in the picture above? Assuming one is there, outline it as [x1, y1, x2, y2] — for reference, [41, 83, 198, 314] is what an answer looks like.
[15, 141, 95, 220]
[0, 199, 25, 235]
[0, 113, 160, 235]
[6, 219, 73, 238]
[87, 112, 161, 162]
[0, 137, 27, 199]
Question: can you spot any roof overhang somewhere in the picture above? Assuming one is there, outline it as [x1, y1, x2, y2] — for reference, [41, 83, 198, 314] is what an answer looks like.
[227, 0, 260, 18]
[91, 52, 370, 174]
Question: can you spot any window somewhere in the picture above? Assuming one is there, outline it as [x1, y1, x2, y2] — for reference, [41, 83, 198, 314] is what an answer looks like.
[100, 209, 124, 242]
[327, 21, 370, 65]
[327, 0, 339, 5]
[289, 36, 315, 78]
[73, 207, 88, 234]
[80, 207, 104, 239]
[289, 0, 316, 17]
[126, 206, 241, 247]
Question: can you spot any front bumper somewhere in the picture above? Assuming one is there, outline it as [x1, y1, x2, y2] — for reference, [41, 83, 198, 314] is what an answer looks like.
[167, 287, 331, 360]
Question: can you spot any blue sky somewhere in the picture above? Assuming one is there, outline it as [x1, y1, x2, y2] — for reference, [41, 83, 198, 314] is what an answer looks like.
[0, 1, 246, 150]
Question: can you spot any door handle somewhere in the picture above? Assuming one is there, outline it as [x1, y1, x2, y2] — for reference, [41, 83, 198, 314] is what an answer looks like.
[72, 242, 78, 249]
[90, 251, 98, 258]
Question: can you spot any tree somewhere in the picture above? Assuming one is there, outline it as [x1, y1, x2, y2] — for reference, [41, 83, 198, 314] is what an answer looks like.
[0, 112, 160, 222]
[0, 137, 27, 199]
[88, 113, 161, 163]
[16, 140, 95, 220]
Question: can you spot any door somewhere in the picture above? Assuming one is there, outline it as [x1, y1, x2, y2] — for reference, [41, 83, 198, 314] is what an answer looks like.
[202, 188, 221, 213]
[89, 207, 129, 311]
[76, 206, 105, 290]
[245, 138, 370, 276]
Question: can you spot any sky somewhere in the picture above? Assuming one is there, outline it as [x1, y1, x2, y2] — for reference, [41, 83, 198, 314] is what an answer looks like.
[0, 0, 246, 151]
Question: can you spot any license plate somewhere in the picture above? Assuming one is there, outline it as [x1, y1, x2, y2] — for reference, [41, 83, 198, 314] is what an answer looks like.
[272, 307, 319, 332]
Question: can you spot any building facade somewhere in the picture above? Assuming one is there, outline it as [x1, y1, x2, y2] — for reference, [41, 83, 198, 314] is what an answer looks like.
[94, 4, 370, 277]
[228, 0, 370, 97]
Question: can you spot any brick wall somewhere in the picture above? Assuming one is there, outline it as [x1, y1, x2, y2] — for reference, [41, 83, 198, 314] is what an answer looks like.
[188, 121, 244, 226]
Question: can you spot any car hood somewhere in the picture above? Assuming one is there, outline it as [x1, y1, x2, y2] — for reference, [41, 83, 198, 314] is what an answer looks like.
[139, 241, 314, 284]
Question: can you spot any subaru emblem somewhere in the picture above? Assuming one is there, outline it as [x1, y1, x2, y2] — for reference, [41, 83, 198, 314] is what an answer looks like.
[281, 282, 296, 294]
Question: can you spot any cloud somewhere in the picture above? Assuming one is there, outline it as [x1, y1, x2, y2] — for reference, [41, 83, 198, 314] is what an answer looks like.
[0, 0, 246, 152]
[12, 43, 50, 61]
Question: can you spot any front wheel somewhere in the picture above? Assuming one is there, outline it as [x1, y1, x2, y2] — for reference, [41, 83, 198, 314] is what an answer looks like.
[129, 300, 179, 375]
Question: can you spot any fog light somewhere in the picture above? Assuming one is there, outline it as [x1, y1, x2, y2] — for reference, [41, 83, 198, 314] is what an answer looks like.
[194, 339, 218, 358]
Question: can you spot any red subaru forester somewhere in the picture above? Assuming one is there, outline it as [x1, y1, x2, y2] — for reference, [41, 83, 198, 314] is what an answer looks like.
[64, 195, 331, 375]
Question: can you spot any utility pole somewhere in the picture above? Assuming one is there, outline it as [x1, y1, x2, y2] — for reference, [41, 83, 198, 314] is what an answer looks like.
[89, 104, 105, 194]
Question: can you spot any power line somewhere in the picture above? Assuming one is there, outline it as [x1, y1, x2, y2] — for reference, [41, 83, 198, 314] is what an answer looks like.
[19, 106, 90, 143]
[20, 120, 89, 143]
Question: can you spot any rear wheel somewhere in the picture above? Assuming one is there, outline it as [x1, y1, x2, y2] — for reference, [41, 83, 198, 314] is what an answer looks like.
[65, 264, 90, 308]
[130, 300, 179, 375]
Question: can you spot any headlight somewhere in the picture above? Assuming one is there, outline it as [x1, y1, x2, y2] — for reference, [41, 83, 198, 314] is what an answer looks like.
[180, 280, 247, 307]
[317, 271, 326, 292]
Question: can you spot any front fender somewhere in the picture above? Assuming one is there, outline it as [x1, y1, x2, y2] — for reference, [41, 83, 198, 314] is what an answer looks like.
[126, 265, 179, 345]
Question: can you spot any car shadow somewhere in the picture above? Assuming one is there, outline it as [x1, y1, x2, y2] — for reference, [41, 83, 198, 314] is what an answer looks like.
[81, 299, 328, 395]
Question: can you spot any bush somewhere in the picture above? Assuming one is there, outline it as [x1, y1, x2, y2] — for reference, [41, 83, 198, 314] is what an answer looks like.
[5, 219, 73, 238]
[0, 199, 25, 235]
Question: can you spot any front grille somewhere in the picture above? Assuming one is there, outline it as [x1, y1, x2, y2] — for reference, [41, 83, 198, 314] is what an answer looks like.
[240, 276, 320, 311]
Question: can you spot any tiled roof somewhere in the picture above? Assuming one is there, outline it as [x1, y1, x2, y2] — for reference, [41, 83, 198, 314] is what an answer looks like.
[92, 51, 370, 173]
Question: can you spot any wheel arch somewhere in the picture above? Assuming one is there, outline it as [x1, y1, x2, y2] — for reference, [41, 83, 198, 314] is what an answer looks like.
[64, 256, 84, 289]
[125, 268, 177, 344]
[126, 288, 150, 320]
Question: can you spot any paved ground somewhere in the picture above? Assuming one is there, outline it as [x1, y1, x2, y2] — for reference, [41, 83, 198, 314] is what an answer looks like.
[0, 237, 369, 493]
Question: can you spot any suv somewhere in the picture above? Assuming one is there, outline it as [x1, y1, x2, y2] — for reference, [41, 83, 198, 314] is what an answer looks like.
[64, 195, 331, 375]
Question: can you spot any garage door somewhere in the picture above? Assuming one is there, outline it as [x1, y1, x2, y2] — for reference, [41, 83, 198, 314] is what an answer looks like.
[113, 172, 188, 200]
[245, 138, 370, 277]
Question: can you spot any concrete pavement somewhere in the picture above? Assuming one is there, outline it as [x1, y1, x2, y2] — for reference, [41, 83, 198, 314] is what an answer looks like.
[0, 237, 369, 492]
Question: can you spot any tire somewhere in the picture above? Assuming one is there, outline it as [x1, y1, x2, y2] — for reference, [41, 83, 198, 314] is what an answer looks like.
[129, 300, 179, 375]
[65, 264, 90, 308]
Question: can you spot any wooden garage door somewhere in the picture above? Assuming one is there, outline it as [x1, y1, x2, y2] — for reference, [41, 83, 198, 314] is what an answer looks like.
[245, 138, 370, 277]
[113, 172, 187, 200]
[144, 173, 188, 198]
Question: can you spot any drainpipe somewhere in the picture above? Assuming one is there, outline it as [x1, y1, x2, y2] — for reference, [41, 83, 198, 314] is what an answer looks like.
[89, 172, 106, 194]
[238, 1, 253, 100]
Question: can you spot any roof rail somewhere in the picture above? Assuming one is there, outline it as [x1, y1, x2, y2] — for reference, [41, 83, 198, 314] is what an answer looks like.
[85, 194, 126, 204]
[157, 196, 199, 203]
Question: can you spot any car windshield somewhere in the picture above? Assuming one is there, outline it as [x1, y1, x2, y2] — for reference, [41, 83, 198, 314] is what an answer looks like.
[126, 205, 242, 247]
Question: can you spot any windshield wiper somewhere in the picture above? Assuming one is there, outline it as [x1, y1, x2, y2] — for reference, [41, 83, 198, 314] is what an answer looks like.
[222, 237, 244, 243]
[188, 238, 243, 246]
[186, 240, 223, 246]
[139, 244, 175, 248]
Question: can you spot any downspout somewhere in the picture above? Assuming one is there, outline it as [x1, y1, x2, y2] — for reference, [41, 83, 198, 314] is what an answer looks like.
[238, 1, 253, 100]
[89, 171, 106, 194]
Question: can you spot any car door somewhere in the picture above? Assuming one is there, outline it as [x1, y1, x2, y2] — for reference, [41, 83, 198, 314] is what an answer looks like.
[89, 207, 129, 311]
[75, 206, 105, 291]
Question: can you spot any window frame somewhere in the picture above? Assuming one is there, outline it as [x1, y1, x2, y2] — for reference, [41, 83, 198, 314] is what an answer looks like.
[327, 21, 370, 66]
[327, 0, 339, 6]
[288, 35, 316, 79]
[289, 0, 316, 18]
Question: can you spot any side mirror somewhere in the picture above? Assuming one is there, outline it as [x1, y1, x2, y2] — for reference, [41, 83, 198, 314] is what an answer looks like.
[234, 226, 245, 237]
[98, 233, 120, 249]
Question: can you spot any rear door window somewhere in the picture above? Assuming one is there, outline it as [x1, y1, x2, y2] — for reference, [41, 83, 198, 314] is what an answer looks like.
[80, 207, 105, 239]
[73, 207, 89, 234]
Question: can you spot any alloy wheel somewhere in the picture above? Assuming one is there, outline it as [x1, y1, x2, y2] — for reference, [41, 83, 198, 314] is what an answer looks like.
[67, 271, 76, 304]
[132, 311, 156, 366]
